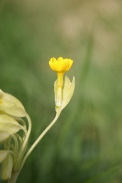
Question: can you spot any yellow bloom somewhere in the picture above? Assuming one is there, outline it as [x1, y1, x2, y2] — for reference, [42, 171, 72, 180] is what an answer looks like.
[49, 57, 73, 87]
[49, 57, 73, 73]
[49, 57, 75, 109]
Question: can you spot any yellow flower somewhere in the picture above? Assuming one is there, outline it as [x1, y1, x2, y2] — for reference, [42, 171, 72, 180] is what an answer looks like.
[49, 57, 75, 110]
[49, 57, 73, 73]
[49, 57, 73, 87]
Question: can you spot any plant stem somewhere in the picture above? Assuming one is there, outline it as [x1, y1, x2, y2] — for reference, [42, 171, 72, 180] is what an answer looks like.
[8, 171, 19, 183]
[8, 111, 61, 183]
[20, 111, 61, 173]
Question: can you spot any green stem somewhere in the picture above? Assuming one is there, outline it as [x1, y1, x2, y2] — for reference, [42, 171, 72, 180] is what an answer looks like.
[8, 171, 19, 183]
[7, 111, 61, 183]
[20, 111, 61, 173]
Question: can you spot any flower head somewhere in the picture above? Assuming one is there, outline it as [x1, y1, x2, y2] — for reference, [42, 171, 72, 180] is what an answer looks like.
[0, 89, 26, 118]
[49, 57, 75, 111]
[0, 90, 31, 181]
[49, 57, 73, 73]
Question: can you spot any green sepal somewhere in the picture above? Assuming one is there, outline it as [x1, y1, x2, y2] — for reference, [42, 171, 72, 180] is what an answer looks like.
[2, 152, 13, 180]
[61, 76, 75, 110]
[54, 76, 75, 112]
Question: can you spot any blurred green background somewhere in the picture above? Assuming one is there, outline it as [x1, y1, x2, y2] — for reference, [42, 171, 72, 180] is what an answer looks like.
[0, 0, 122, 182]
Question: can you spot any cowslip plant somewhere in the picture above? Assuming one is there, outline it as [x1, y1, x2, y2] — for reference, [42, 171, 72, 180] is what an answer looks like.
[0, 57, 75, 183]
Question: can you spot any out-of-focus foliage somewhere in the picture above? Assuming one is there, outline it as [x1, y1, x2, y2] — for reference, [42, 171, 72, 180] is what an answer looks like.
[0, 0, 122, 182]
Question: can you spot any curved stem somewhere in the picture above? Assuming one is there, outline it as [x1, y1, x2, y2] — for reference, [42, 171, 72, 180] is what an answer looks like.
[20, 111, 61, 171]
[20, 114, 32, 153]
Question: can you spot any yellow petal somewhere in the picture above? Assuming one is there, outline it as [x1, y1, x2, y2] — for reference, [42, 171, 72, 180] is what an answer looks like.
[49, 57, 73, 73]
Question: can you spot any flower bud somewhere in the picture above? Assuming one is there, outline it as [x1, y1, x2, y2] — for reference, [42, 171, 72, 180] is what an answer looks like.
[0, 89, 26, 117]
